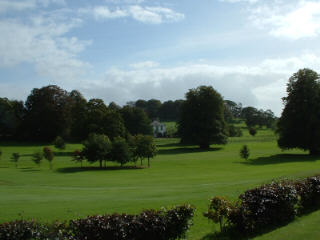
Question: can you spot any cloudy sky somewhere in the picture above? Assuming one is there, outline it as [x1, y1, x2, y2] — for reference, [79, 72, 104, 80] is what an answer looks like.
[1, 0, 320, 115]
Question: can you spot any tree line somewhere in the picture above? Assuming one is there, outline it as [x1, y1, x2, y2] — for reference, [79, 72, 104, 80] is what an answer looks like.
[0, 86, 153, 142]
[0, 85, 277, 143]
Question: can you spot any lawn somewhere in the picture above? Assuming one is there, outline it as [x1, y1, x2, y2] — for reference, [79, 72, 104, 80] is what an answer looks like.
[0, 128, 320, 239]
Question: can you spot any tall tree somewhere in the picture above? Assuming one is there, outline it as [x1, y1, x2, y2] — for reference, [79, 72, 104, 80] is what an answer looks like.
[24, 85, 71, 141]
[120, 106, 152, 136]
[69, 90, 88, 141]
[0, 98, 24, 139]
[178, 86, 228, 149]
[85, 99, 125, 140]
[277, 69, 320, 155]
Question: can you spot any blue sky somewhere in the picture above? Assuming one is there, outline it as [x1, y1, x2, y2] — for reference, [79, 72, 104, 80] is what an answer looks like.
[1, 0, 320, 115]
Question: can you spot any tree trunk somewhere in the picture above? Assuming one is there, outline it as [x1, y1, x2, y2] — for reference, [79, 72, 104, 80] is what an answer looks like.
[141, 158, 143, 166]
[148, 157, 150, 168]
[99, 160, 102, 168]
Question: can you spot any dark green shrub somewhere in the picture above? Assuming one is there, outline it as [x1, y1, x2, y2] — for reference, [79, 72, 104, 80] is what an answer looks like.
[230, 181, 298, 233]
[239, 145, 250, 160]
[53, 136, 66, 150]
[249, 127, 257, 136]
[228, 125, 242, 137]
[295, 176, 320, 212]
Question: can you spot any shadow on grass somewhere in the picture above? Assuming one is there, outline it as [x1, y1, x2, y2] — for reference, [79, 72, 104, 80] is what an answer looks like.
[201, 223, 293, 240]
[54, 152, 73, 157]
[238, 154, 319, 166]
[56, 166, 145, 174]
[158, 147, 223, 155]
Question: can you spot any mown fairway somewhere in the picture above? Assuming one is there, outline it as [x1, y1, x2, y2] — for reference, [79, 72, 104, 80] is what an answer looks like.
[1, 128, 320, 239]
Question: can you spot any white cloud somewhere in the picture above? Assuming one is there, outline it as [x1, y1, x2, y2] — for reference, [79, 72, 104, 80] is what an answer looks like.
[129, 5, 184, 24]
[82, 4, 184, 24]
[93, 6, 128, 19]
[250, 1, 320, 39]
[0, 0, 66, 13]
[0, 14, 90, 84]
[37, 0, 66, 7]
[130, 61, 159, 69]
[81, 54, 320, 116]
[0, 0, 36, 13]
[220, 0, 259, 3]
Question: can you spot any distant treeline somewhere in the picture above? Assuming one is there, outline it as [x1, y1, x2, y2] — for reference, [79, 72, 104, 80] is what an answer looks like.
[0, 85, 276, 142]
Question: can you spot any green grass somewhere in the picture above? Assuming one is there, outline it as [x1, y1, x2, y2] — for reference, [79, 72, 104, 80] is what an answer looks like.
[0, 129, 320, 239]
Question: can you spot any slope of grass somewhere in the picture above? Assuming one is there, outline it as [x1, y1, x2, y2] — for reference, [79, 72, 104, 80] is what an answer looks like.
[0, 128, 319, 239]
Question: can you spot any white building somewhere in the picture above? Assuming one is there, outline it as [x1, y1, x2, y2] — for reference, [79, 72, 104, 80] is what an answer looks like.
[151, 120, 166, 137]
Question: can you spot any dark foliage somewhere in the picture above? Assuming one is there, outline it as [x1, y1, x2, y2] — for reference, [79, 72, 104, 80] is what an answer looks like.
[0, 205, 195, 240]
[120, 106, 152, 136]
[53, 136, 66, 150]
[82, 133, 111, 168]
[178, 86, 228, 149]
[227, 124, 242, 137]
[69, 204, 195, 240]
[277, 68, 320, 155]
[110, 137, 131, 166]
[231, 181, 298, 233]
[249, 127, 257, 136]
[295, 176, 320, 212]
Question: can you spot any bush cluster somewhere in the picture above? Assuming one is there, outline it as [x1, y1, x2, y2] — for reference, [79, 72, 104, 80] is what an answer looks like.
[205, 175, 320, 235]
[230, 181, 298, 233]
[294, 176, 320, 212]
[0, 205, 195, 240]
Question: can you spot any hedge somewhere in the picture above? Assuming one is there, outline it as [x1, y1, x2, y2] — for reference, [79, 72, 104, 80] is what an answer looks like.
[0, 204, 195, 240]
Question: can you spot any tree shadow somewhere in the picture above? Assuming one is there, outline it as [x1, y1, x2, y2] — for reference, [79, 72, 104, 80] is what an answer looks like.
[54, 151, 74, 157]
[158, 147, 222, 155]
[56, 166, 144, 174]
[238, 154, 319, 166]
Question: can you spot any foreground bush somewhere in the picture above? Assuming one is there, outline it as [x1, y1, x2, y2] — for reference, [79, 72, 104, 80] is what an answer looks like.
[0, 205, 195, 240]
[231, 181, 298, 233]
[295, 175, 320, 212]
[70, 204, 195, 240]
[205, 175, 320, 236]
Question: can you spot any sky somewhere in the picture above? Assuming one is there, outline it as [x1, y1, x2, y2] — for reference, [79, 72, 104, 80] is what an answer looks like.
[1, 0, 320, 116]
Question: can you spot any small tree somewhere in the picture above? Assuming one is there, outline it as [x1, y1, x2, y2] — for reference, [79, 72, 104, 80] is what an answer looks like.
[203, 196, 234, 232]
[32, 151, 43, 167]
[72, 149, 84, 168]
[240, 145, 250, 161]
[82, 133, 111, 168]
[11, 153, 20, 168]
[43, 146, 54, 170]
[249, 127, 257, 136]
[135, 135, 157, 168]
[110, 137, 131, 167]
[53, 136, 66, 150]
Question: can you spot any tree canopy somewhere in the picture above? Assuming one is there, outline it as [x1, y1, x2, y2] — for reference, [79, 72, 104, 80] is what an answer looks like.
[277, 68, 320, 155]
[178, 86, 228, 149]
